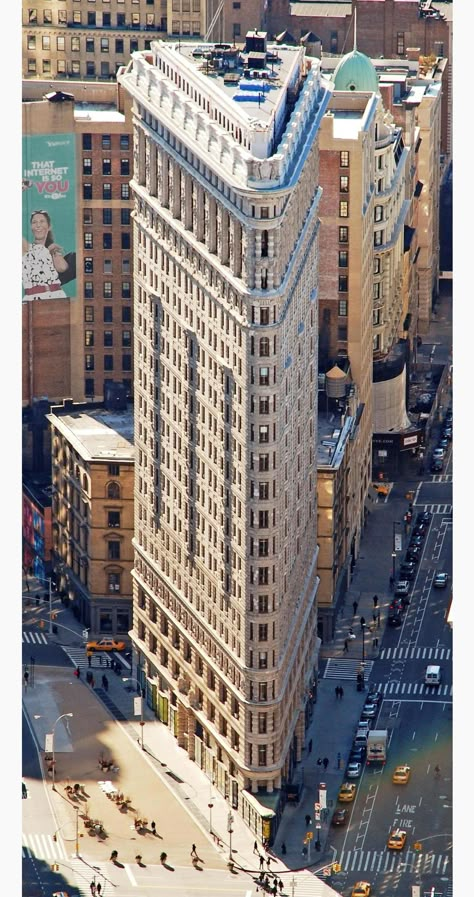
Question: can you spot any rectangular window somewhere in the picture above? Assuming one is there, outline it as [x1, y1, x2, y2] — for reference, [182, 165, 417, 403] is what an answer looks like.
[85, 354, 95, 371]
[258, 713, 267, 734]
[121, 233, 131, 249]
[339, 201, 348, 218]
[338, 250, 348, 267]
[146, 12, 155, 24]
[42, 60, 51, 73]
[82, 134, 92, 151]
[122, 281, 131, 299]
[103, 12, 111, 24]
[57, 60, 66, 74]
[374, 205, 383, 222]
[85, 378, 95, 396]
[84, 257, 93, 274]
[258, 595, 268, 613]
[120, 208, 130, 226]
[85, 330, 94, 347]
[103, 282, 112, 298]
[373, 308, 381, 326]
[57, 36, 65, 51]
[86, 37, 94, 53]
[71, 61, 80, 75]
[122, 306, 132, 323]
[83, 157, 92, 175]
[374, 231, 383, 247]
[338, 325, 348, 341]
[88, 11, 96, 24]
[58, 10, 66, 24]
[43, 10, 52, 24]
[102, 158, 112, 176]
[117, 12, 126, 25]
[115, 38, 124, 53]
[84, 233, 93, 250]
[373, 282, 381, 299]
[28, 9, 37, 24]
[373, 334, 381, 351]
[131, 12, 140, 24]
[72, 12, 81, 24]
[27, 59, 36, 73]
[130, 39, 139, 53]
[101, 62, 110, 77]
[103, 208, 112, 225]
[120, 158, 130, 176]
[340, 151, 349, 168]
[374, 258, 381, 275]
[103, 183, 112, 200]
[108, 463, 120, 476]
[338, 275, 348, 292]
[102, 135, 111, 150]
[122, 331, 131, 347]
[104, 331, 113, 347]
[397, 31, 405, 55]
[104, 260, 112, 274]
[84, 281, 94, 299]
[340, 175, 349, 193]
[104, 307, 113, 322]
[108, 540, 120, 560]
[108, 511, 121, 528]
[122, 355, 132, 371]
[104, 355, 114, 371]
[86, 62, 95, 77]
[100, 37, 109, 52]
[83, 183, 92, 200]
[339, 226, 349, 243]
[108, 573, 121, 593]
[338, 299, 348, 317]
[85, 306, 94, 322]
[103, 233, 113, 249]
[121, 183, 130, 200]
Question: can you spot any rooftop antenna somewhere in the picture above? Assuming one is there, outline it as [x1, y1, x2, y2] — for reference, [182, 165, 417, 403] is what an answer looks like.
[353, 8, 357, 51]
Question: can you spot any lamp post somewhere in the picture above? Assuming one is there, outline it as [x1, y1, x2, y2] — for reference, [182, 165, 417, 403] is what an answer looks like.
[122, 677, 144, 750]
[51, 712, 73, 791]
[35, 575, 54, 634]
[227, 810, 234, 866]
[361, 623, 366, 665]
[391, 550, 397, 584]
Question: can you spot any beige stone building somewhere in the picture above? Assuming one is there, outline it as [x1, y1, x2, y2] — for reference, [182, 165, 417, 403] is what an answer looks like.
[47, 402, 134, 636]
[119, 35, 333, 833]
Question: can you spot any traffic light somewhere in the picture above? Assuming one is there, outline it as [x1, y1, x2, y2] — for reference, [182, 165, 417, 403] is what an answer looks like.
[50, 863, 59, 872]
[332, 863, 342, 873]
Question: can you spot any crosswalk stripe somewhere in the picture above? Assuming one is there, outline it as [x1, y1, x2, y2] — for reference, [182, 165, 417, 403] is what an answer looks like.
[336, 849, 450, 872]
[370, 681, 452, 698]
[379, 646, 452, 662]
[22, 832, 68, 861]
[322, 659, 375, 681]
[22, 631, 48, 645]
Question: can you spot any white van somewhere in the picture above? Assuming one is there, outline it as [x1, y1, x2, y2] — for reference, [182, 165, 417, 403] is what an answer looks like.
[353, 728, 369, 747]
[425, 664, 441, 686]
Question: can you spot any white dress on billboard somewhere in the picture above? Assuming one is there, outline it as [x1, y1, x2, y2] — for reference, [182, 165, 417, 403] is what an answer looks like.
[22, 243, 67, 300]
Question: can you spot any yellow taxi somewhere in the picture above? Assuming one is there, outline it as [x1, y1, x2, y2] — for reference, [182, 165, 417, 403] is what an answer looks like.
[338, 782, 356, 803]
[387, 829, 407, 850]
[351, 883, 371, 897]
[86, 637, 126, 652]
[392, 765, 411, 784]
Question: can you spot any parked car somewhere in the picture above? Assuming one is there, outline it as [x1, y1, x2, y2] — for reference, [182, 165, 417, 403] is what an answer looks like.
[388, 610, 403, 628]
[346, 761, 362, 778]
[394, 580, 410, 598]
[356, 719, 371, 733]
[349, 746, 366, 764]
[331, 808, 349, 826]
[438, 436, 449, 450]
[366, 688, 382, 706]
[389, 598, 404, 614]
[433, 447, 445, 460]
[416, 511, 431, 525]
[430, 458, 443, 473]
[361, 702, 378, 719]
[442, 425, 452, 440]
[409, 534, 423, 548]
[405, 548, 420, 564]
[400, 562, 416, 580]
[413, 522, 427, 537]
[338, 782, 356, 802]
[433, 571, 449, 588]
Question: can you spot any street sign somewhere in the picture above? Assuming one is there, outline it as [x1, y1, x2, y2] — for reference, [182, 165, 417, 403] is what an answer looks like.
[318, 784, 327, 809]
[45, 733, 53, 753]
[133, 696, 142, 716]
[394, 532, 403, 551]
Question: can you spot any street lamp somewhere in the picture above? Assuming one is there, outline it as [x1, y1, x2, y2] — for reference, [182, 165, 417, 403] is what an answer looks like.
[122, 677, 144, 750]
[361, 623, 367, 665]
[35, 575, 54, 634]
[227, 810, 234, 866]
[51, 712, 73, 791]
[391, 551, 397, 584]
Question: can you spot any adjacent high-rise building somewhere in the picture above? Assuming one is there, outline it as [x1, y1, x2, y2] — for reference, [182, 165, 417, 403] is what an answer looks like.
[119, 34, 332, 832]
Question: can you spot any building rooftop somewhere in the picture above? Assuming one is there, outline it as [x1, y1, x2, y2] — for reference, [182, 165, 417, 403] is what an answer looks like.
[317, 407, 352, 468]
[47, 409, 134, 462]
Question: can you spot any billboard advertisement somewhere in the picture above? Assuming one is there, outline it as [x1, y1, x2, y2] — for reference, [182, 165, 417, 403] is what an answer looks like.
[22, 133, 76, 301]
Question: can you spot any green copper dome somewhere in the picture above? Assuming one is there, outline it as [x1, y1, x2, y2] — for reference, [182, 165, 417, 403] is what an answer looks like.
[333, 49, 379, 93]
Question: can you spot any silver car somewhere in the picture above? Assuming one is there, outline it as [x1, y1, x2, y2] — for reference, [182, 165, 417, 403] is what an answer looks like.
[346, 761, 362, 778]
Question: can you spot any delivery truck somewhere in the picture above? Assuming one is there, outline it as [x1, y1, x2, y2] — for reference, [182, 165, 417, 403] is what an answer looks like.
[366, 729, 388, 765]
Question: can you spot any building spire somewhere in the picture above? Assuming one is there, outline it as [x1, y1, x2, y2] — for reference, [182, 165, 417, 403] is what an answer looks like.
[353, 8, 357, 52]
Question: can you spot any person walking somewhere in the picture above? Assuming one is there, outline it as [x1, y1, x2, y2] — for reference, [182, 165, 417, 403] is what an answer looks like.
[372, 636, 379, 649]
[101, 674, 109, 691]
[335, 685, 340, 699]
[339, 686, 344, 699]
[272, 881, 278, 896]
[343, 639, 349, 653]
[373, 594, 378, 608]
[74, 667, 81, 679]
[253, 840, 258, 854]
[278, 879, 284, 894]
[151, 821, 157, 836]
[88, 652, 92, 667]
[360, 616, 366, 630]
[96, 885, 102, 896]
[89, 883, 96, 896]
[90, 675, 95, 689]
[110, 850, 118, 863]
[305, 814, 311, 826]
[352, 600, 358, 616]
[191, 844, 198, 859]
[281, 842, 286, 855]
[308, 738, 313, 754]
[322, 757, 329, 770]
[266, 856, 271, 871]
[24, 670, 29, 690]
[259, 854, 265, 870]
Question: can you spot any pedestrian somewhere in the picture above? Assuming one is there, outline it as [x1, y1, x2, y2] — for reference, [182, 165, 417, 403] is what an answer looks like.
[272, 882, 278, 896]
[24, 670, 29, 689]
[96, 885, 102, 896]
[278, 879, 284, 894]
[322, 757, 329, 770]
[372, 611, 377, 623]
[74, 667, 80, 679]
[373, 594, 378, 608]
[264, 875, 270, 888]
[308, 738, 313, 754]
[348, 627, 355, 639]
[335, 685, 339, 698]
[343, 639, 349, 653]
[102, 674, 108, 691]
[88, 653, 92, 667]
[372, 636, 379, 649]
[91, 675, 95, 689]
[135, 855, 142, 865]
[259, 870, 265, 882]
[90, 882, 96, 896]
[259, 854, 265, 870]
[352, 600, 358, 616]
[305, 814, 311, 826]
[281, 841, 286, 855]
[151, 821, 157, 836]
[110, 850, 118, 862]
[339, 687, 344, 699]
[360, 616, 366, 630]
[191, 844, 197, 858]
[266, 856, 271, 871]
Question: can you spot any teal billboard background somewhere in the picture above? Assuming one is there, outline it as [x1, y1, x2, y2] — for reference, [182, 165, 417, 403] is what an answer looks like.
[22, 133, 77, 300]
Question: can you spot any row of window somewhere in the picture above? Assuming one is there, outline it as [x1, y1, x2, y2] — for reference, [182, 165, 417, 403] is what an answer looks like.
[27, 58, 122, 76]
[83, 134, 129, 150]
[85, 253, 130, 273]
[84, 210, 130, 226]
[84, 282, 131, 299]
[27, 10, 157, 27]
[85, 378, 131, 398]
[84, 183, 129, 200]
[83, 157, 130, 176]
[85, 354, 132, 371]
[85, 306, 132, 322]
[85, 331, 132, 347]
[84, 232, 131, 249]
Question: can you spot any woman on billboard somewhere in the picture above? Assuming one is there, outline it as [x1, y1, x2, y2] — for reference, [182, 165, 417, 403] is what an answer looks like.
[22, 209, 69, 301]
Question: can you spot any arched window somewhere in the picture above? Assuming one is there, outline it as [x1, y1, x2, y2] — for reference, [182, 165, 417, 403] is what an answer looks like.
[107, 481, 121, 499]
